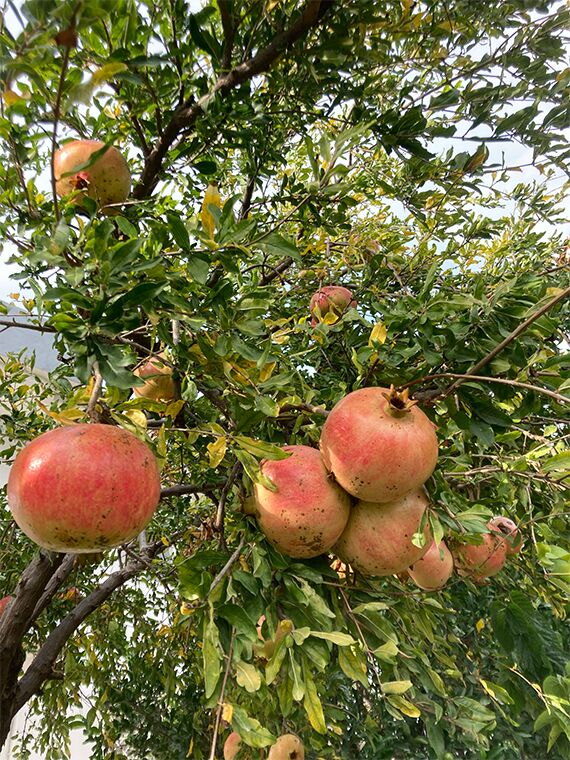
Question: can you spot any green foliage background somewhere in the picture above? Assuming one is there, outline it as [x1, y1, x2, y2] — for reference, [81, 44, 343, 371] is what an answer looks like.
[0, 0, 569, 758]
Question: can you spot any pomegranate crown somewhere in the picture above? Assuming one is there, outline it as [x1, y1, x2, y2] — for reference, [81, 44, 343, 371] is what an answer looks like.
[381, 385, 418, 416]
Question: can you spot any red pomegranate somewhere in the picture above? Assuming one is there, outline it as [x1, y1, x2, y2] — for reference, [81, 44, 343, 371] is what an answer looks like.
[408, 539, 454, 591]
[133, 353, 176, 402]
[333, 489, 431, 576]
[54, 140, 131, 212]
[0, 595, 13, 617]
[251, 445, 351, 558]
[453, 522, 508, 581]
[7, 424, 161, 553]
[309, 285, 356, 326]
[489, 515, 522, 555]
[223, 732, 242, 760]
[319, 386, 438, 503]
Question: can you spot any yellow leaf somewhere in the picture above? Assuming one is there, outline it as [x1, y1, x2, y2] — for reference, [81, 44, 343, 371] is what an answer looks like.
[201, 183, 221, 238]
[38, 402, 85, 425]
[207, 435, 227, 468]
[222, 703, 233, 723]
[123, 409, 148, 429]
[476, 618, 485, 633]
[180, 602, 194, 615]
[185, 738, 194, 758]
[259, 362, 276, 382]
[382, 680, 413, 695]
[3, 89, 24, 106]
[91, 63, 128, 85]
[368, 321, 387, 347]
[387, 694, 421, 718]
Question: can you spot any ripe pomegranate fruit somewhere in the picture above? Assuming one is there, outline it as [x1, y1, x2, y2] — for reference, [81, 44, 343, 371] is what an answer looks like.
[268, 734, 304, 760]
[453, 522, 508, 582]
[251, 445, 351, 558]
[7, 424, 161, 553]
[223, 732, 242, 760]
[309, 285, 356, 326]
[408, 539, 454, 591]
[133, 353, 176, 402]
[319, 386, 438, 503]
[54, 139, 131, 212]
[334, 489, 431, 576]
[0, 595, 13, 617]
[489, 515, 522, 555]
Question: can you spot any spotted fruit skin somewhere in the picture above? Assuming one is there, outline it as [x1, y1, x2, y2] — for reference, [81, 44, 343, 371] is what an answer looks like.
[319, 386, 438, 503]
[133, 353, 176, 402]
[252, 445, 351, 559]
[408, 539, 454, 590]
[333, 489, 431, 576]
[267, 734, 305, 760]
[489, 515, 522, 555]
[7, 424, 161, 553]
[309, 285, 356, 325]
[453, 524, 508, 581]
[54, 140, 131, 212]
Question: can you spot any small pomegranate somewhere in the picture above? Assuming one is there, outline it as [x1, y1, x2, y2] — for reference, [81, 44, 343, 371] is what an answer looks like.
[309, 285, 356, 326]
[453, 523, 508, 582]
[408, 539, 454, 591]
[133, 353, 176, 403]
[251, 445, 351, 559]
[223, 732, 242, 760]
[54, 139, 131, 213]
[489, 515, 522, 555]
[268, 734, 305, 760]
[0, 595, 13, 617]
[333, 489, 431, 576]
[319, 385, 438, 503]
[8, 424, 161, 553]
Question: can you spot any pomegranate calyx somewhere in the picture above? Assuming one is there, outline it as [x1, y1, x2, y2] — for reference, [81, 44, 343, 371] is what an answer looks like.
[381, 385, 419, 416]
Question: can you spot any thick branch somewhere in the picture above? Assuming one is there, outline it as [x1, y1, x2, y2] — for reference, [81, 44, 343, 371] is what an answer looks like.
[218, 0, 235, 71]
[133, 1, 330, 199]
[13, 540, 167, 712]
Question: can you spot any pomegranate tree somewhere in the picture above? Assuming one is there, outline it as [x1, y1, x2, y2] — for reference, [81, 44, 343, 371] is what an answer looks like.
[54, 139, 131, 212]
[250, 445, 351, 558]
[489, 515, 522, 555]
[309, 285, 356, 325]
[133, 353, 176, 402]
[7, 424, 161, 553]
[453, 522, 508, 581]
[333, 489, 431, 576]
[408, 539, 454, 591]
[320, 386, 438, 503]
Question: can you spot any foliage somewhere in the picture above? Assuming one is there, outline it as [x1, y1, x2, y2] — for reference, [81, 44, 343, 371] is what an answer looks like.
[0, 0, 569, 758]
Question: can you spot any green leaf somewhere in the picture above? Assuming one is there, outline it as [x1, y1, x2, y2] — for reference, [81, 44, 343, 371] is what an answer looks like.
[303, 662, 327, 734]
[338, 645, 368, 687]
[381, 680, 413, 695]
[542, 451, 570, 473]
[230, 705, 274, 748]
[235, 661, 262, 693]
[309, 631, 355, 646]
[203, 615, 222, 699]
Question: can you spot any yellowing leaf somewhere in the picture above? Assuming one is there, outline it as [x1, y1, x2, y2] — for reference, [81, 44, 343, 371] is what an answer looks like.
[180, 602, 194, 615]
[259, 362, 276, 382]
[3, 89, 24, 106]
[207, 435, 227, 468]
[222, 703, 233, 723]
[201, 184, 221, 238]
[235, 661, 262, 693]
[303, 668, 327, 734]
[368, 321, 387, 347]
[92, 63, 128, 85]
[38, 402, 84, 425]
[123, 409, 147, 429]
[476, 618, 485, 633]
[382, 680, 413, 695]
[387, 694, 421, 718]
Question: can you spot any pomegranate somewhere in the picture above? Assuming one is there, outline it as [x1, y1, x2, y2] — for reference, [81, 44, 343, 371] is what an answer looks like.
[251, 445, 351, 559]
[133, 353, 176, 402]
[408, 539, 454, 591]
[319, 386, 438, 503]
[0, 595, 13, 617]
[309, 285, 356, 326]
[7, 424, 161, 553]
[333, 489, 431, 576]
[489, 515, 522, 555]
[223, 732, 242, 760]
[268, 734, 304, 760]
[54, 139, 131, 212]
[453, 522, 508, 581]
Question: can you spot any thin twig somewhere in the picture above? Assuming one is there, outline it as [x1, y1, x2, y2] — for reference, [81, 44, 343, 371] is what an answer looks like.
[86, 361, 103, 422]
[208, 629, 235, 760]
[207, 536, 246, 598]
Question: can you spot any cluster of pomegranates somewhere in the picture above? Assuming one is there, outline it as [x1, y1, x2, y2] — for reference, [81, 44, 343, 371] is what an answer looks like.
[249, 385, 521, 590]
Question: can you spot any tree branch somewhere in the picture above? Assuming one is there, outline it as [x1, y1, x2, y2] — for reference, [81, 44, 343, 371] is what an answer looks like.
[218, 0, 236, 72]
[133, 1, 331, 199]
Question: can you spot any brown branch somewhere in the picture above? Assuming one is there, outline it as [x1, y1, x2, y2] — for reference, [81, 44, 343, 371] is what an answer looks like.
[207, 536, 246, 599]
[214, 461, 241, 543]
[13, 539, 168, 713]
[160, 483, 220, 497]
[218, 0, 236, 72]
[133, 1, 331, 199]
[259, 256, 295, 286]
[86, 360, 103, 422]
[31, 553, 77, 621]
[0, 318, 56, 333]
[443, 285, 570, 397]
[402, 373, 570, 405]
